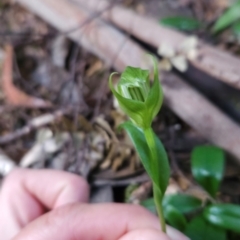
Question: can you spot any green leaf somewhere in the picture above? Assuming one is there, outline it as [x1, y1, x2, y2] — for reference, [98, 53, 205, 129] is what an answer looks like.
[163, 194, 202, 214]
[121, 121, 170, 198]
[232, 21, 240, 36]
[185, 215, 227, 240]
[164, 205, 187, 232]
[141, 198, 157, 214]
[145, 57, 163, 124]
[160, 16, 201, 31]
[191, 145, 225, 197]
[204, 204, 240, 233]
[213, 0, 240, 33]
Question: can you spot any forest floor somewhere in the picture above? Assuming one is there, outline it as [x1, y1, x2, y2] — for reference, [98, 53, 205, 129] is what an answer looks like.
[0, 0, 240, 238]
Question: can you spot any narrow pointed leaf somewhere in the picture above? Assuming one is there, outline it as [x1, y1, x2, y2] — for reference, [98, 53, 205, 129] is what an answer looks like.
[191, 145, 225, 197]
[160, 16, 201, 31]
[185, 215, 227, 240]
[121, 121, 170, 198]
[163, 194, 202, 214]
[213, 0, 240, 33]
[145, 57, 163, 123]
[204, 204, 240, 233]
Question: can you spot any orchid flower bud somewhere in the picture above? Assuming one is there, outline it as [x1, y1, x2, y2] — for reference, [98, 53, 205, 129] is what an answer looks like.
[109, 57, 163, 129]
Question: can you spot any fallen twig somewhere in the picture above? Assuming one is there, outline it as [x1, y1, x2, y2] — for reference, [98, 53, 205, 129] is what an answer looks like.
[93, 172, 150, 187]
[74, 0, 240, 89]
[0, 110, 66, 145]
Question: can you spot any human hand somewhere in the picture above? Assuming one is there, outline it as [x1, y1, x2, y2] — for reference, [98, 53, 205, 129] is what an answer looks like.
[0, 168, 189, 240]
[0, 168, 89, 239]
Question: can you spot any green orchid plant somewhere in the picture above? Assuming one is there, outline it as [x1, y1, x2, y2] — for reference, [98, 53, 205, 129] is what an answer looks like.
[141, 145, 240, 240]
[109, 57, 170, 232]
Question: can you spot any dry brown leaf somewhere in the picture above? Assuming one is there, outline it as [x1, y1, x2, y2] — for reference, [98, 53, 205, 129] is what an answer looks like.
[112, 146, 131, 172]
[86, 60, 103, 77]
[110, 110, 127, 129]
[94, 116, 118, 142]
[176, 174, 192, 191]
[112, 156, 124, 171]
[1, 45, 52, 108]
[100, 143, 116, 170]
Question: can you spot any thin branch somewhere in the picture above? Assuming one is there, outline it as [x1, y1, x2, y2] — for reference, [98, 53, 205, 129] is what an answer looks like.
[0, 109, 68, 145]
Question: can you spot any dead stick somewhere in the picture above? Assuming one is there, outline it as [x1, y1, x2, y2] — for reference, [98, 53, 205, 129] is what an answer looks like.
[72, 0, 240, 90]
[0, 110, 65, 145]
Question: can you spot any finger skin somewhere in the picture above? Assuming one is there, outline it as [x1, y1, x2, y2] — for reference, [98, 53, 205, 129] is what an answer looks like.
[119, 229, 170, 240]
[13, 203, 188, 240]
[0, 168, 89, 239]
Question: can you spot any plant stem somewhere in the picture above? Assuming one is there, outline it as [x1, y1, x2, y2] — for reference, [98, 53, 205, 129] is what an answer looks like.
[144, 127, 166, 233]
[153, 184, 166, 232]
